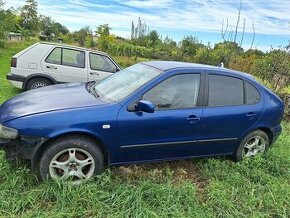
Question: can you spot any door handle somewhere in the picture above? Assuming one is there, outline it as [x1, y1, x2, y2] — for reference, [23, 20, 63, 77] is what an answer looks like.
[246, 112, 256, 117]
[90, 72, 99, 76]
[186, 115, 200, 123]
[46, 65, 57, 69]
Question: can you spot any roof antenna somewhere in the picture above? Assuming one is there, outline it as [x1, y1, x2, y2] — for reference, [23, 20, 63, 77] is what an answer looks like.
[217, 62, 224, 68]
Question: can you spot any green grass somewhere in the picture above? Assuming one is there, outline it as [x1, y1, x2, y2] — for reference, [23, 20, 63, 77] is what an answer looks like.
[0, 42, 289, 217]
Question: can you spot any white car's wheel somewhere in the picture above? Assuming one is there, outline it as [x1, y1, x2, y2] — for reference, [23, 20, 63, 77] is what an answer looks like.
[26, 78, 52, 90]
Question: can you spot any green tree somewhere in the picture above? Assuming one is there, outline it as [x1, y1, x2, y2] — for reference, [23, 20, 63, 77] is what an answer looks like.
[253, 49, 290, 91]
[96, 24, 114, 51]
[73, 26, 92, 47]
[0, 6, 19, 46]
[39, 15, 55, 40]
[96, 24, 111, 37]
[20, 0, 39, 34]
[180, 35, 205, 57]
[148, 30, 159, 48]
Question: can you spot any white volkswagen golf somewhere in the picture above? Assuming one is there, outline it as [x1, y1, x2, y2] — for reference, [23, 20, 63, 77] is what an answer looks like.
[7, 42, 121, 90]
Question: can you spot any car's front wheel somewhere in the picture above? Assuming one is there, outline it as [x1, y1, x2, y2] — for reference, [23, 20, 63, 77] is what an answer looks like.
[234, 130, 269, 162]
[39, 136, 104, 184]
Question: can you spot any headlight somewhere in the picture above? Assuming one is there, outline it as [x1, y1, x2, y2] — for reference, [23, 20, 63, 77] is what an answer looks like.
[0, 124, 18, 139]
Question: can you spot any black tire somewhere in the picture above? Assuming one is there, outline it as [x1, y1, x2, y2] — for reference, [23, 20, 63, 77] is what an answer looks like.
[39, 136, 104, 182]
[26, 78, 52, 90]
[233, 130, 269, 162]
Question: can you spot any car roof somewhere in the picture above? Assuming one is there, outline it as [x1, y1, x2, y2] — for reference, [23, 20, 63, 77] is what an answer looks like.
[142, 61, 255, 80]
[38, 42, 109, 56]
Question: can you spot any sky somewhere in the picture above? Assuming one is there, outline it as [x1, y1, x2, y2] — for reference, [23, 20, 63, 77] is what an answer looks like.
[5, 0, 290, 51]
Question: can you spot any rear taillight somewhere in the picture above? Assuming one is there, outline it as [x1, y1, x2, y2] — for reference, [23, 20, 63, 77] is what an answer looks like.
[11, 58, 17, 67]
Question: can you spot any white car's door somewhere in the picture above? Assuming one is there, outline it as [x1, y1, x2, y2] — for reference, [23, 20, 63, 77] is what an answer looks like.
[88, 52, 118, 82]
[41, 47, 88, 83]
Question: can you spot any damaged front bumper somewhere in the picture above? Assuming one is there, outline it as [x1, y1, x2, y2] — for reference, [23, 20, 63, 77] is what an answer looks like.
[0, 136, 47, 162]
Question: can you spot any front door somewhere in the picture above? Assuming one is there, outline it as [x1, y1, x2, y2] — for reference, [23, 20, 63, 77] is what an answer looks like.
[88, 53, 117, 82]
[42, 47, 88, 83]
[114, 73, 204, 164]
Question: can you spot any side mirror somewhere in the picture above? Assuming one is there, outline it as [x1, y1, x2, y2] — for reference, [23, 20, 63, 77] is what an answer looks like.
[135, 100, 155, 113]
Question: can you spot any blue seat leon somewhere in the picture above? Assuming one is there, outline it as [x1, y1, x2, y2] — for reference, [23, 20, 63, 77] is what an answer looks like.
[0, 61, 284, 183]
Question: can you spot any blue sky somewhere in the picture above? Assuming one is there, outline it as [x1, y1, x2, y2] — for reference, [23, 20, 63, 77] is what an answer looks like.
[6, 0, 290, 51]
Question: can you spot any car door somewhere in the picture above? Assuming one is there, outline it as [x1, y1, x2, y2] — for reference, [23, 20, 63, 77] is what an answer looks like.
[114, 73, 204, 163]
[41, 47, 88, 83]
[88, 53, 118, 82]
[200, 73, 264, 155]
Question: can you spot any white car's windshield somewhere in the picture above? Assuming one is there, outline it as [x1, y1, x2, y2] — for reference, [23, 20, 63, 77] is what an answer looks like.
[93, 64, 162, 102]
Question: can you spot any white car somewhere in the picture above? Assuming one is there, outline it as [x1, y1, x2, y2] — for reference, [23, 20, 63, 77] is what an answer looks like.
[7, 42, 121, 90]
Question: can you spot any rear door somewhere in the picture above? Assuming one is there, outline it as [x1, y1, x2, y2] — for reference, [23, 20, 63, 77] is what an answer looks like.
[200, 73, 263, 155]
[41, 47, 87, 83]
[88, 53, 118, 82]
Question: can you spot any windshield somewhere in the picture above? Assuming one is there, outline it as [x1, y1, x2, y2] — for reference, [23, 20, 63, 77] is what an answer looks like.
[93, 63, 162, 102]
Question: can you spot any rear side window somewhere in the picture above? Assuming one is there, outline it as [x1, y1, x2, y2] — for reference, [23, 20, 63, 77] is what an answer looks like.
[46, 48, 85, 68]
[245, 81, 260, 104]
[90, 53, 117, 72]
[46, 48, 61, 65]
[208, 75, 244, 106]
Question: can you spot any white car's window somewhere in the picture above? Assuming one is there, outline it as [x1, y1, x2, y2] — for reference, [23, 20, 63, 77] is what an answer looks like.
[62, 49, 85, 68]
[143, 74, 200, 109]
[46, 48, 85, 68]
[46, 47, 61, 65]
[90, 53, 117, 72]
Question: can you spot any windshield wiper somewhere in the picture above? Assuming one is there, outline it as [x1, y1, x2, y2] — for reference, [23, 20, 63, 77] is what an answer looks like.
[86, 81, 99, 98]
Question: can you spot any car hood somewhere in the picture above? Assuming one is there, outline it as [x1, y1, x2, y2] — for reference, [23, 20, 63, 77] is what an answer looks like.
[0, 83, 108, 122]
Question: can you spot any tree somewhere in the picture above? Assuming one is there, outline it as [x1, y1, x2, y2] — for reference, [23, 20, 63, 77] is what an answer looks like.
[148, 30, 159, 48]
[95, 24, 115, 51]
[0, 7, 19, 46]
[39, 15, 55, 40]
[180, 35, 205, 57]
[253, 49, 290, 91]
[73, 26, 92, 46]
[96, 24, 111, 37]
[20, 0, 39, 34]
[131, 21, 134, 40]
[53, 22, 69, 35]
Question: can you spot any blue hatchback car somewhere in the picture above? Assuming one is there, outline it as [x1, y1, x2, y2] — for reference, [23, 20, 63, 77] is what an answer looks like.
[0, 61, 284, 183]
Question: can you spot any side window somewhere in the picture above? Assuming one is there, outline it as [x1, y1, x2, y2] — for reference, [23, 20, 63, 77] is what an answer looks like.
[46, 48, 61, 65]
[90, 53, 117, 72]
[62, 49, 85, 68]
[208, 75, 244, 106]
[143, 74, 200, 110]
[245, 81, 260, 104]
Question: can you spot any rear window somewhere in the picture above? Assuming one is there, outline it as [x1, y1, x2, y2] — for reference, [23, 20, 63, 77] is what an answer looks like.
[245, 81, 260, 104]
[208, 75, 244, 106]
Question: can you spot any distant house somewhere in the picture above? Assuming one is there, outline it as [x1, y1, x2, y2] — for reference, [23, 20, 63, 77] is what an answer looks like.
[7, 32, 24, 42]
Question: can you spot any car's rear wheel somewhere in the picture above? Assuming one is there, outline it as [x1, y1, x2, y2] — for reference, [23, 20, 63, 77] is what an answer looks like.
[234, 130, 269, 162]
[26, 78, 52, 90]
[39, 136, 104, 184]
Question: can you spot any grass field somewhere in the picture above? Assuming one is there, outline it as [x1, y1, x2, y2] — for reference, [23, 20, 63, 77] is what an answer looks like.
[0, 42, 289, 217]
